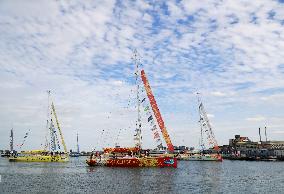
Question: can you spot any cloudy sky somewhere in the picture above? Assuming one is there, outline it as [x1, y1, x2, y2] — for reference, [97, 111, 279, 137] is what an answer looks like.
[0, 0, 284, 151]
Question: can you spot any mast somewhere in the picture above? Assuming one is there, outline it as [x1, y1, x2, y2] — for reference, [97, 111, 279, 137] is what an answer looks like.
[10, 128, 14, 152]
[141, 70, 174, 152]
[197, 94, 205, 151]
[44, 90, 51, 150]
[133, 50, 142, 148]
[76, 133, 79, 153]
[51, 102, 68, 153]
[50, 121, 57, 151]
[197, 93, 219, 150]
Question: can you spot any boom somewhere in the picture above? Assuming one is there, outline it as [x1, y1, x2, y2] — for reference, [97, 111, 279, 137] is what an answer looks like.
[141, 70, 174, 152]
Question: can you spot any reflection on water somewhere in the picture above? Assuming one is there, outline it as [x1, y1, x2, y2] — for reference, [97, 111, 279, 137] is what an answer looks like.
[0, 157, 284, 193]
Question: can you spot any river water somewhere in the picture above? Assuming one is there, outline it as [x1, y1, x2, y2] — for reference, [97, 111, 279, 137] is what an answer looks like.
[0, 156, 283, 193]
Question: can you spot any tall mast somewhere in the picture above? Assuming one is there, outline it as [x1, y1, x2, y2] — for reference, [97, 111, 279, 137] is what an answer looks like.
[50, 120, 57, 151]
[10, 128, 14, 152]
[133, 50, 142, 148]
[76, 133, 79, 153]
[197, 93, 205, 150]
[44, 90, 51, 150]
[141, 70, 174, 152]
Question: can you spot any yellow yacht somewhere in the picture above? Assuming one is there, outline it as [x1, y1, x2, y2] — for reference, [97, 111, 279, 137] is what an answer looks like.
[9, 150, 69, 162]
[9, 91, 69, 162]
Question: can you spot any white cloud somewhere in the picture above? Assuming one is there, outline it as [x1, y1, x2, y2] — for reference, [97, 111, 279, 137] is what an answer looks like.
[211, 91, 227, 97]
[207, 114, 215, 118]
[272, 130, 284, 134]
[246, 116, 266, 122]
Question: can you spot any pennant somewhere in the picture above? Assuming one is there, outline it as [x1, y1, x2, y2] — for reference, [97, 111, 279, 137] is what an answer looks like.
[144, 106, 150, 112]
[157, 143, 163, 149]
[154, 131, 159, 139]
[199, 103, 203, 109]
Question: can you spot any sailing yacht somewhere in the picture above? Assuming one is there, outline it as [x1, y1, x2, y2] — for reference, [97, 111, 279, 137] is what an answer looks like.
[86, 52, 177, 168]
[179, 94, 222, 161]
[9, 91, 69, 162]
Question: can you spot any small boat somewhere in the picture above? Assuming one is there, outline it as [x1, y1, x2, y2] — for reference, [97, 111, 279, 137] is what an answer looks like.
[9, 91, 69, 162]
[1, 152, 11, 157]
[69, 152, 80, 157]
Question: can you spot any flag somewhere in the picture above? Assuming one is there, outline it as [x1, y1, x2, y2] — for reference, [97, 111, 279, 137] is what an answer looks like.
[23, 132, 29, 138]
[154, 131, 159, 139]
[151, 125, 157, 131]
[157, 143, 163, 149]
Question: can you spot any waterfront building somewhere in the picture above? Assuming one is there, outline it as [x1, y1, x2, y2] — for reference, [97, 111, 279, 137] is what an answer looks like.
[221, 134, 284, 160]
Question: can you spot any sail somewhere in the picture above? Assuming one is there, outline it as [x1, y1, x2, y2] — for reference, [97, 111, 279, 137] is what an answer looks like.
[198, 102, 219, 150]
[141, 70, 174, 152]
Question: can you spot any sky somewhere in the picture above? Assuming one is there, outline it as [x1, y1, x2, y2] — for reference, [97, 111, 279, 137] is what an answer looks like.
[0, 0, 284, 151]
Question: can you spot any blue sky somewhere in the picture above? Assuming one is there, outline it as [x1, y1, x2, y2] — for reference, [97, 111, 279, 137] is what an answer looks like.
[0, 0, 284, 151]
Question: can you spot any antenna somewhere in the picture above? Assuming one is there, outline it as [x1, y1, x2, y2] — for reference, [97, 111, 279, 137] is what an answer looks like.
[264, 126, 268, 142]
[77, 132, 79, 153]
[10, 128, 14, 152]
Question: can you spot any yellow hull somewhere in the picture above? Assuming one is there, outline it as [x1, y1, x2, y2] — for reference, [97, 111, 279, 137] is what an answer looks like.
[9, 155, 69, 162]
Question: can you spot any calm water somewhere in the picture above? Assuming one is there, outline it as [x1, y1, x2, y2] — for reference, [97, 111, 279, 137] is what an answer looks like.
[0, 157, 283, 194]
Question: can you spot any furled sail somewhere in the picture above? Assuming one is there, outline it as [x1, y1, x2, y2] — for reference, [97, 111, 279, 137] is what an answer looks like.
[141, 70, 174, 152]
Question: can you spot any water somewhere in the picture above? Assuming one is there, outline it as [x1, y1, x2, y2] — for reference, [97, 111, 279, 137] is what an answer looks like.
[0, 157, 283, 194]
